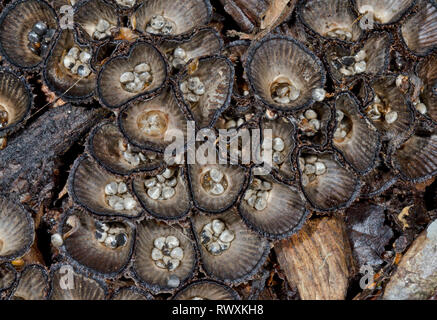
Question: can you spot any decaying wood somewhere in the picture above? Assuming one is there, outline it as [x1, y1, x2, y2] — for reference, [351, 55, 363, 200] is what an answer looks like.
[0, 104, 107, 210]
[383, 220, 437, 300]
[275, 217, 354, 300]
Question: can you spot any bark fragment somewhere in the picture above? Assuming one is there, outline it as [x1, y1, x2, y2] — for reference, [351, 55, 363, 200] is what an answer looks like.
[383, 220, 437, 300]
[0, 105, 107, 209]
[275, 217, 354, 300]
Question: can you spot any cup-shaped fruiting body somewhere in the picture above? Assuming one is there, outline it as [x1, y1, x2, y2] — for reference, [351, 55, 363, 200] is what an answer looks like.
[157, 28, 223, 72]
[131, 0, 212, 37]
[111, 286, 152, 300]
[8, 265, 49, 300]
[0, 263, 17, 293]
[0, 196, 34, 262]
[392, 127, 437, 183]
[297, 148, 361, 212]
[361, 157, 399, 198]
[246, 35, 326, 112]
[68, 156, 142, 218]
[258, 117, 296, 181]
[416, 54, 437, 121]
[0, 69, 32, 136]
[401, 0, 437, 56]
[98, 41, 167, 109]
[43, 30, 96, 102]
[188, 161, 247, 213]
[333, 92, 380, 174]
[297, 103, 332, 147]
[0, 0, 57, 70]
[89, 122, 163, 175]
[173, 280, 240, 300]
[74, 0, 119, 43]
[132, 220, 197, 293]
[191, 209, 269, 284]
[49, 263, 107, 300]
[298, 0, 362, 43]
[325, 32, 392, 83]
[223, 40, 252, 99]
[366, 75, 415, 143]
[59, 209, 135, 277]
[177, 56, 234, 129]
[238, 173, 308, 239]
[118, 86, 188, 152]
[133, 166, 191, 220]
[352, 0, 416, 25]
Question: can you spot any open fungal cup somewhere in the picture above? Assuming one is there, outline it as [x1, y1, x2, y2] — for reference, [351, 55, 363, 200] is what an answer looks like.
[238, 174, 308, 239]
[89, 122, 162, 175]
[133, 166, 191, 220]
[332, 93, 380, 174]
[8, 265, 49, 300]
[325, 32, 391, 83]
[131, 0, 212, 37]
[49, 264, 107, 300]
[0, 197, 34, 262]
[188, 162, 247, 213]
[44, 29, 96, 102]
[60, 210, 135, 276]
[0, 69, 32, 136]
[299, 0, 362, 43]
[118, 86, 188, 152]
[74, 0, 119, 42]
[401, 0, 437, 56]
[157, 28, 223, 72]
[365, 75, 415, 143]
[132, 220, 196, 293]
[298, 149, 360, 212]
[98, 41, 167, 109]
[178, 56, 234, 129]
[246, 35, 326, 112]
[68, 156, 142, 218]
[0, 0, 57, 69]
[191, 210, 270, 284]
[352, 0, 415, 25]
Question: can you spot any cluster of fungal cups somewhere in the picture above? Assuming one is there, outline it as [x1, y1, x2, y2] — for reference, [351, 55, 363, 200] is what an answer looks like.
[62, 47, 92, 77]
[104, 181, 137, 211]
[144, 168, 178, 200]
[119, 63, 153, 93]
[27, 21, 55, 56]
[200, 219, 235, 256]
[299, 155, 327, 187]
[2, 0, 437, 301]
[180, 77, 206, 103]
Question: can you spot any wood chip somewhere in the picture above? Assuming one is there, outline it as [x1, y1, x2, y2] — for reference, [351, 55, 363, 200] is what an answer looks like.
[275, 217, 354, 300]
